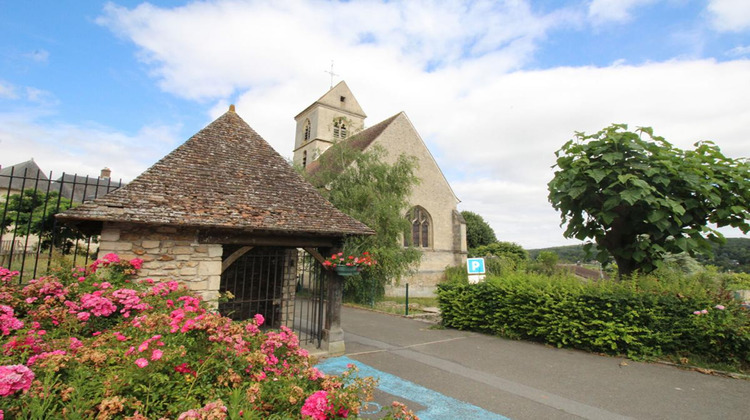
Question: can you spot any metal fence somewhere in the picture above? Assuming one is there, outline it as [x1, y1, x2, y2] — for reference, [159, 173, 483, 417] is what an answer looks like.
[0, 165, 124, 282]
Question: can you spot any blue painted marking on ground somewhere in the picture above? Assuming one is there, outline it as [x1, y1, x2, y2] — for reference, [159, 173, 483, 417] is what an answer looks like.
[317, 356, 510, 420]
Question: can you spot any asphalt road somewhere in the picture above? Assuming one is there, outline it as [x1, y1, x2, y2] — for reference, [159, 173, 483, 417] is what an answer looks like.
[318, 306, 750, 420]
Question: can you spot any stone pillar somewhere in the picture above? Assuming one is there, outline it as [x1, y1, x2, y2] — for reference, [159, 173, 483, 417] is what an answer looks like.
[324, 269, 345, 356]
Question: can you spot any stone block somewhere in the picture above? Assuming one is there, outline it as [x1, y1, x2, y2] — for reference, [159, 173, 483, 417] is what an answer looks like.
[207, 275, 221, 290]
[194, 245, 208, 254]
[141, 240, 161, 249]
[172, 246, 193, 255]
[187, 279, 208, 290]
[207, 245, 223, 258]
[198, 261, 222, 276]
[158, 255, 175, 262]
[100, 228, 120, 242]
[111, 242, 134, 251]
[180, 267, 198, 276]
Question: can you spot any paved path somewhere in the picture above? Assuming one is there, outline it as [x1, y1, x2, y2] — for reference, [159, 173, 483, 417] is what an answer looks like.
[318, 306, 750, 420]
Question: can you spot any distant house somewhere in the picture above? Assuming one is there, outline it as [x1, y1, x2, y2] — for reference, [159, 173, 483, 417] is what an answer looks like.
[53, 169, 125, 203]
[0, 159, 50, 199]
[0, 161, 124, 203]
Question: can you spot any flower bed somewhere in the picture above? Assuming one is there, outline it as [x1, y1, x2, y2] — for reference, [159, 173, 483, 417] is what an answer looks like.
[0, 254, 417, 419]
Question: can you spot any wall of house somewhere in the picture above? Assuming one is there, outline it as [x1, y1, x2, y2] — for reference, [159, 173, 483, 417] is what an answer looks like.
[98, 222, 223, 304]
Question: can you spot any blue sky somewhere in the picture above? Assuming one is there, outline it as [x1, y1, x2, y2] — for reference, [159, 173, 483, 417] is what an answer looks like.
[1, 0, 749, 248]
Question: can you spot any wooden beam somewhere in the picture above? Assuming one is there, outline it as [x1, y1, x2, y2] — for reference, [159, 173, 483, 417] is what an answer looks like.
[198, 231, 338, 248]
[303, 247, 327, 265]
[221, 246, 253, 274]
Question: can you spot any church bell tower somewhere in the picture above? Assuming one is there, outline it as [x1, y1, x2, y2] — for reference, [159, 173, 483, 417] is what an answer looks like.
[293, 81, 366, 167]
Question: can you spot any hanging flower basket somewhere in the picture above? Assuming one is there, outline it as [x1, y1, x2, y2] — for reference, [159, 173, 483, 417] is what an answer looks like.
[322, 252, 377, 276]
[334, 266, 361, 276]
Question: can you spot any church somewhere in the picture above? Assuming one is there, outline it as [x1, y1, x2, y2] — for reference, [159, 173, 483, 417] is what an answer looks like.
[292, 81, 467, 296]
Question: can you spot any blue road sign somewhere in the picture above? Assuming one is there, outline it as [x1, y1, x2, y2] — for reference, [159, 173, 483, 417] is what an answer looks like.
[467, 258, 485, 274]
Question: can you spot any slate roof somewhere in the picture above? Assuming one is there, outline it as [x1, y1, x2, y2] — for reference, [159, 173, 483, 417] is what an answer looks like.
[53, 174, 124, 203]
[0, 160, 50, 192]
[57, 108, 374, 237]
[305, 112, 402, 177]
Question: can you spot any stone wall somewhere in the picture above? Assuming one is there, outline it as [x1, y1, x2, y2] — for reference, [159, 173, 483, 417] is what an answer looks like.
[98, 222, 223, 303]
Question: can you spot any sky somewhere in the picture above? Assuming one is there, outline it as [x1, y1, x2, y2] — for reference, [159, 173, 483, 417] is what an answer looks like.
[1, 0, 749, 249]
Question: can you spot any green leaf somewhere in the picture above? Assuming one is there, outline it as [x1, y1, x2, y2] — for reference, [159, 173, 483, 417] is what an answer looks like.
[620, 189, 641, 205]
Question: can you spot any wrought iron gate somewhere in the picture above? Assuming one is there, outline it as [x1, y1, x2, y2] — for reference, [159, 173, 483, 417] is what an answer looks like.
[218, 247, 327, 348]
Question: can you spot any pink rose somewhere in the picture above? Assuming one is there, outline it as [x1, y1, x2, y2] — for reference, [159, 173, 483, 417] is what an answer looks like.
[135, 358, 148, 368]
[151, 349, 163, 361]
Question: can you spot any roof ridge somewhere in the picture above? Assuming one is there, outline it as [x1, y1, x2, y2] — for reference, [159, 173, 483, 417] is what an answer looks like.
[58, 109, 374, 237]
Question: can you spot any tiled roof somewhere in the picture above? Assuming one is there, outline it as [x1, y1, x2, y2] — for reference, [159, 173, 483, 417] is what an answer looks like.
[57, 108, 374, 237]
[305, 112, 402, 177]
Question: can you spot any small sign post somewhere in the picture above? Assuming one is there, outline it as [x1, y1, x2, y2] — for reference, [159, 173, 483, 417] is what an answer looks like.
[467, 257, 486, 284]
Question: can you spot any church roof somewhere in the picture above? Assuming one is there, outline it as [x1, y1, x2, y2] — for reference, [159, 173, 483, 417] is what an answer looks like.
[305, 112, 402, 177]
[57, 107, 374, 237]
[295, 81, 367, 120]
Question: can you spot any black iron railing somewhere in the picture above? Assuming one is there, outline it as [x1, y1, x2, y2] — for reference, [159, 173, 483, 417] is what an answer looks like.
[0, 165, 123, 282]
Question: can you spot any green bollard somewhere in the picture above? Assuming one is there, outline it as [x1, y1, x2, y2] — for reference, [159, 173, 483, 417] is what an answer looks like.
[405, 283, 409, 316]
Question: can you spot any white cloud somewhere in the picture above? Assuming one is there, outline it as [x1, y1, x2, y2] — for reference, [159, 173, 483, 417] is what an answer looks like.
[88, 1, 750, 248]
[587, 0, 658, 24]
[0, 111, 181, 181]
[97, 0, 567, 101]
[708, 0, 750, 32]
[0, 80, 17, 99]
[727, 44, 750, 56]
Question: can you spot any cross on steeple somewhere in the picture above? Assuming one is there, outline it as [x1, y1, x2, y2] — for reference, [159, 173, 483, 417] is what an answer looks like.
[324, 60, 339, 89]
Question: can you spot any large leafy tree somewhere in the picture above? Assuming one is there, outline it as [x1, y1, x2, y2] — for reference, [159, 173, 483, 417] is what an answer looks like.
[548, 124, 750, 276]
[1, 189, 85, 253]
[461, 211, 497, 250]
[305, 144, 422, 300]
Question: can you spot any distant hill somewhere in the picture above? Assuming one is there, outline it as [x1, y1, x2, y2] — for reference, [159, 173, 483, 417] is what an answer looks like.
[695, 238, 750, 273]
[527, 244, 598, 264]
[529, 238, 750, 273]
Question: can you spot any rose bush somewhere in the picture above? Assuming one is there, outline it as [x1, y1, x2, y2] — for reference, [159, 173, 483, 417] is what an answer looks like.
[0, 254, 417, 419]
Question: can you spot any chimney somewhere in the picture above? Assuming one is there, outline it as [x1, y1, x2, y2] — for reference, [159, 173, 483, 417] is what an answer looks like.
[100, 167, 111, 179]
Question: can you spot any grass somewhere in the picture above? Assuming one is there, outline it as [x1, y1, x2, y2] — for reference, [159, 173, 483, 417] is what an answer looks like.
[345, 296, 439, 316]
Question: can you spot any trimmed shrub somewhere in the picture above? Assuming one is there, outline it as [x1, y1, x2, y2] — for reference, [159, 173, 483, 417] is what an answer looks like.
[438, 272, 750, 370]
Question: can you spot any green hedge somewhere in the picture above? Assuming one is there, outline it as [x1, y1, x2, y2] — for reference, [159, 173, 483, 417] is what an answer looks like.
[437, 273, 750, 370]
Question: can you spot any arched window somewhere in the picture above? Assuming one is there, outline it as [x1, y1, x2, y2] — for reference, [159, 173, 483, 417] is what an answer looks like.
[303, 119, 311, 141]
[333, 119, 347, 139]
[302, 151, 307, 168]
[405, 206, 431, 248]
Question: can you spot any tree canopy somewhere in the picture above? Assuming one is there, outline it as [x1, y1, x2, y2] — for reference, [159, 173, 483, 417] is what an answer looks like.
[548, 124, 750, 276]
[305, 144, 422, 301]
[461, 211, 497, 250]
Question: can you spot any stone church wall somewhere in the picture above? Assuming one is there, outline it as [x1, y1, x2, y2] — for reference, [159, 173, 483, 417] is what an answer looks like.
[97, 222, 223, 304]
[374, 115, 467, 297]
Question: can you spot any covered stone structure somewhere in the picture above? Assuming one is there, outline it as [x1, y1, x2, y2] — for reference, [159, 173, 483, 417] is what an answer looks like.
[58, 106, 373, 354]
